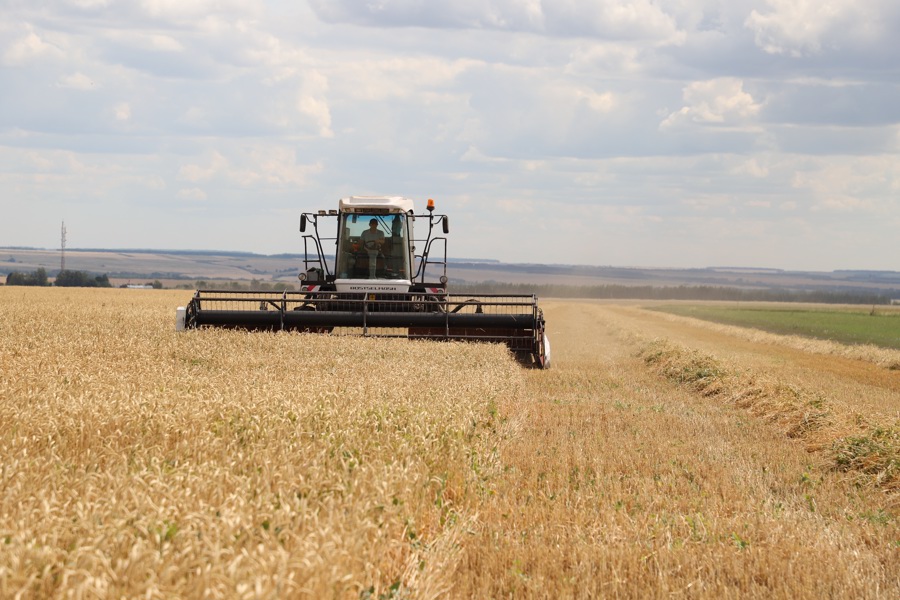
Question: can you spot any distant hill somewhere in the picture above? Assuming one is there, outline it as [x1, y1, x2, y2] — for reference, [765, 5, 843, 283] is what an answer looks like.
[2, 247, 899, 298]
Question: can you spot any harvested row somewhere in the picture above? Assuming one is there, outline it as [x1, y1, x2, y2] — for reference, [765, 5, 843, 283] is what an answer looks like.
[454, 300, 898, 599]
[0, 288, 523, 598]
[639, 339, 899, 494]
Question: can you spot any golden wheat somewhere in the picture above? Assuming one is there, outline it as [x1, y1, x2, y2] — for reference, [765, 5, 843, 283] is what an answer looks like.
[0, 287, 522, 598]
[1, 290, 897, 598]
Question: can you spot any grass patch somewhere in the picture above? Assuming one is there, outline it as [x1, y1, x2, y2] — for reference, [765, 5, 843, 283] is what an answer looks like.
[650, 305, 900, 350]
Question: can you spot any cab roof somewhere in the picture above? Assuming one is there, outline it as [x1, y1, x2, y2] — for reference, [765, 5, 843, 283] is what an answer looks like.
[338, 196, 415, 214]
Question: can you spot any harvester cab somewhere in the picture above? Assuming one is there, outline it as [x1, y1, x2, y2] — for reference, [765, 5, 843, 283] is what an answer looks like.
[298, 196, 449, 296]
[177, 196, 550, 369]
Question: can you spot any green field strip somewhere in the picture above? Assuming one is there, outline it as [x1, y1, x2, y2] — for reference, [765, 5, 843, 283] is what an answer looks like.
[650, 305, 900, 350]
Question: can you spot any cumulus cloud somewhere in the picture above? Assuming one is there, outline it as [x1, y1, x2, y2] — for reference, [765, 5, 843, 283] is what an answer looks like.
[179, 152, 229, 183]
[543, 0, 685, 43]
[178, 147, 322, 188]
[57, 72, 97, 89]
[2, 0, 899, 269]
[110, 31, 184, 53]
[113, 102, 131, 121]
[2, 29, 65, 66]
[138, 0, 261, 24]
[309, 0, 684, 43]
[660, 78, 762, 130]
[792, 157, 900, 214]
[65, 0, 114, 8]
[309, 0, 546, 30]
[177, 187, 207, 201]
[295, 69, 333, 138]
[566, 42, 644, 76]
[731, 158, 769, 178]
[745, 0, 891, 56]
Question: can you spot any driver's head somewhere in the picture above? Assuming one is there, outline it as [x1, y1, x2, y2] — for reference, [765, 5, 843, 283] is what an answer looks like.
[369, 218, 378, 228]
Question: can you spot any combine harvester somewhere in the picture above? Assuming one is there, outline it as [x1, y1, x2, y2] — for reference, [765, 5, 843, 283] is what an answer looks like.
[177, 196, 550, 368]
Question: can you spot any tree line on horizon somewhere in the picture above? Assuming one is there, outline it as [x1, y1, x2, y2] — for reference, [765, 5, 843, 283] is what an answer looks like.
[5, 268, 112, 288]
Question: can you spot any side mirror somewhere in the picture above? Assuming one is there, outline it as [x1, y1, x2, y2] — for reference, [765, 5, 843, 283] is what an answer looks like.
[300, 214, 307, 232]
[442, 216, 449, 235]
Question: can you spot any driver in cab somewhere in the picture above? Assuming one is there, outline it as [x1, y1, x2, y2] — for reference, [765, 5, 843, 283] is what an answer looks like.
[360, 218, 384, 278]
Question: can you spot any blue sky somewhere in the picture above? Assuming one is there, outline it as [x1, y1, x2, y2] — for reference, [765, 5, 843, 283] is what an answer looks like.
[2, 0, 899, 270]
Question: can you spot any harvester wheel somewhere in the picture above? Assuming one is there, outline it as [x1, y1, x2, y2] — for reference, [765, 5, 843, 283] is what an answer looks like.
[534, 332, 551, 369]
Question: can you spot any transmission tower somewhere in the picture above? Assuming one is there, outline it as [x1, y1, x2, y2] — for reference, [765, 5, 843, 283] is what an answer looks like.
[60, 221, 67, 272]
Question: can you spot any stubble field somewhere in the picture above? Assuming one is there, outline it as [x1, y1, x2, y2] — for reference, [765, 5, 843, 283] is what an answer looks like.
[1, 288, 897, 598]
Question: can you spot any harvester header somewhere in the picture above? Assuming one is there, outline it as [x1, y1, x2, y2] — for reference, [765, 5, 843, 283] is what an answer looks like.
[177, 196, 550, 368]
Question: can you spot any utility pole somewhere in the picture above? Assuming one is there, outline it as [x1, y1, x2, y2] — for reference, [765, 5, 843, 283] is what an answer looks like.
[60, 221, 67, 273]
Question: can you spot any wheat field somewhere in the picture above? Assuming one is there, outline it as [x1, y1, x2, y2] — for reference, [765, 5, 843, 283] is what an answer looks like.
[1, 288, 897, 598]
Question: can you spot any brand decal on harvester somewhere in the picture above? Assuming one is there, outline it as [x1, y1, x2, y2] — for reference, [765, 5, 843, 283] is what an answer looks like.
[348, 285, 401, 291]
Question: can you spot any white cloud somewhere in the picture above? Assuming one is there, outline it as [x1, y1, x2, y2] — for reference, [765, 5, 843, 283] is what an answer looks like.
[236, 147, 322, 187]
[295, 69, 332, 138]
[792, 156, 900, 214]
[745, 0, 887, 56]
[496, 197, 536, 215]
[245, 31, 309, 78]
[566, 42, 644, 76]
[309, 0, 685, 43]
[179, 107, 209, 128]
[3, 29, 64, 65]
[545, 0, 685, 44]
[179, 152, 228, 183]
[296, 93, 333, 138]
[64, 0, 113, 8]
[460, 146, 499, 164]
[119, 31, 185, 53]
[113, 103, 131, 121]
[138, 0, 259, 23]
[139, 175, 167, 190]
[816, 196, 870, 212]
[745, 200, 771, 209]
[178, 147, 322, 188]
[660, 78, 761, 129]
[578, 88, 616, 113]
[1, 0, 899, 269]
[681, 194, 732, 212]
[57, 72, 97, 90]
[329, 56, 479, 103]
[24, 151, 55, 171]
[177, 187, 207, 201]
[732, 158, 769, 178]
